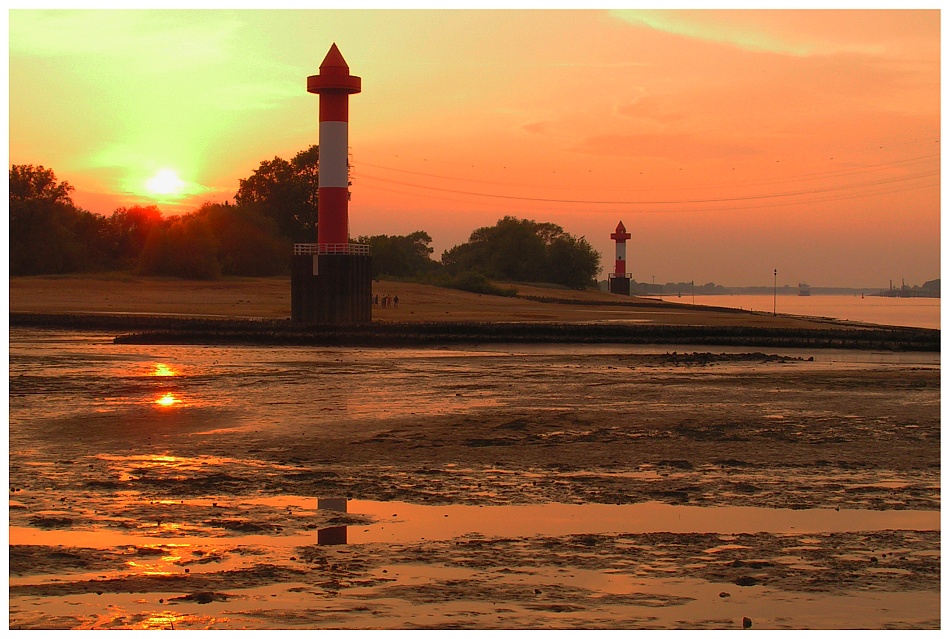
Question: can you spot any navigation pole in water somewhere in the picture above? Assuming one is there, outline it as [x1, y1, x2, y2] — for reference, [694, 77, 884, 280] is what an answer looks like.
[608, 221, 632, 295]
[291, 43, 372, 324]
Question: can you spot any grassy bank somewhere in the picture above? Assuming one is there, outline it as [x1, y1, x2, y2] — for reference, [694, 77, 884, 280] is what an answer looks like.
[10, 312, 940, 351]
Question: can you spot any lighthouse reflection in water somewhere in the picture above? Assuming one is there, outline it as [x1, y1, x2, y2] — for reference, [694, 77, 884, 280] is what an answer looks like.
[317, 497, 348, 545]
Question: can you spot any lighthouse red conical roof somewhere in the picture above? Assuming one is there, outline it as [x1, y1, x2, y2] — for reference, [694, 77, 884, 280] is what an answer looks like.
[320, 43, 349, 70]
[308, 43, 361, 95]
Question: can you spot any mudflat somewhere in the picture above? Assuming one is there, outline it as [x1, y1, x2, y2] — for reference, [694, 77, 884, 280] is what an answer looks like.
[7, 275, 941, 629]
[9, 336, 940, 629]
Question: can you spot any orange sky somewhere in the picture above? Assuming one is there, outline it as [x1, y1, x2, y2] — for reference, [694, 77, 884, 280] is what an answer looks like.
[8, 9, 941, 287]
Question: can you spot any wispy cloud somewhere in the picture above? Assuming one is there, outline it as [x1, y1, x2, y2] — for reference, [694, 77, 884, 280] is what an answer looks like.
[611, 10, 896, 56]
[611, 10, 815, 56]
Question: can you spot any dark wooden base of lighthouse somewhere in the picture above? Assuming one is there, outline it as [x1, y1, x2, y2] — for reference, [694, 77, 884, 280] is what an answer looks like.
[608, 275, 631, 296]
[291, 252, 372, 325]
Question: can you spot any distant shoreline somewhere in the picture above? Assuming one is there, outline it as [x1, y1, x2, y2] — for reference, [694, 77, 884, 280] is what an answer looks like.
[10, 312, 940, 351]
[8, 275, 938, 336]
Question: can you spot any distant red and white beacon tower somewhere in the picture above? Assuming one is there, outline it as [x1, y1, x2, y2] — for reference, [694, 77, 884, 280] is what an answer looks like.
[608, 221, 632, 296]
[291, 43, 372, 325]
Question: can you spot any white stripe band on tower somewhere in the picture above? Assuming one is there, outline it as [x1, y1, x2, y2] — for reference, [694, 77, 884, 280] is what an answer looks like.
[616, 243, 626, 261]
[319, 121, 349, 188]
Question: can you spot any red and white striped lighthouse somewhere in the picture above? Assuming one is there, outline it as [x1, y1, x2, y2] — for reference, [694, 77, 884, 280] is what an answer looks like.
[292, 43, 372, 325]
[608, 221, 632, 295]
[610, 221, 631, 277]
[307, 43, 361, 246]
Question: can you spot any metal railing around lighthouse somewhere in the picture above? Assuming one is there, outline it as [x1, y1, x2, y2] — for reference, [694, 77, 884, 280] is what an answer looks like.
[293, 243, 371, 256]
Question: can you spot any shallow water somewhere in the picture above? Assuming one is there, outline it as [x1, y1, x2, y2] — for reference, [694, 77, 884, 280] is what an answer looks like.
[11, 497, 938, 548]
[665, 294, 940, 329]
[8, 328, 940, 629]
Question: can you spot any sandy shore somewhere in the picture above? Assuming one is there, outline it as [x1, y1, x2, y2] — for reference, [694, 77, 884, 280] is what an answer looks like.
[10, 274, 846, 329]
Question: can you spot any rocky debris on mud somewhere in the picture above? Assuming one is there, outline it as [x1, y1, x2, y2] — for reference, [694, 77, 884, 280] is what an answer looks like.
[29, 516, 74, 529]
[168, 591, 230, 605]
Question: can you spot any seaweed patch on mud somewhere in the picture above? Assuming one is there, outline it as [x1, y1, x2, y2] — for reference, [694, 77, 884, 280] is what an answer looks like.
[621, 352, 812, 366]
[10, 545, 129, 576]
[167, 591, 232, 605]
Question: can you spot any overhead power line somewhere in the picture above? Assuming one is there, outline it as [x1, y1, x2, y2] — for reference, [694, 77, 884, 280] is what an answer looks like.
[352, 168, 938, 206]
[356, 153, 940, 192]
[358, 174, 938, 215]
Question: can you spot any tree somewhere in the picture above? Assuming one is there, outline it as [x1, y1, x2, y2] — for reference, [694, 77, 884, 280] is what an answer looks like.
[442, 216, 601, 289]
[234, 145, 322, 242]
[10, 165, 74, 205]
[9, 164, 111, 274]
[199, 202, 288, 276]
[545, 234, 601, 290]
[356, 231, 438, 279]
[138, 213, 220, 280]
[105, 205, 164, 268]
[462, 217, 548, 282]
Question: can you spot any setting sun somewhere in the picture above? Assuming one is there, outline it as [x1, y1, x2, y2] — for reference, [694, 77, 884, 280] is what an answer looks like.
[145, 169, 185, 196]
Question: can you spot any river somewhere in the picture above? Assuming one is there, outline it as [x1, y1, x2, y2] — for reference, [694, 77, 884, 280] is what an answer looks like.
[658, 294, 939, 329]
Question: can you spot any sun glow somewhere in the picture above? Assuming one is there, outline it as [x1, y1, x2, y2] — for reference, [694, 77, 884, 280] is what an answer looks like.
[145, 169, 185, 196]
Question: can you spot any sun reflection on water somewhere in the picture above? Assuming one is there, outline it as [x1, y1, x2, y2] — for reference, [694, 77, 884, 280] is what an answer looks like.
[151, 363, 178, 377]
[139, 611, 188, 631]
[126, 560, 175, 576]
[154, 392, 181, 407]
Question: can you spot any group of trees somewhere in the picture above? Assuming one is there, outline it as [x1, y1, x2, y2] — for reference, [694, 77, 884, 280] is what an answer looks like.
[10, 169, 288, 279]
[9, 152, 312, 278]
[355, 231, 439, 280]
[354, 219, 600, 290]
[10, 149, 602, 290]
[442, 216, 600, 290]
[136, 203, 287, 279]
[10, 164, 103, 274]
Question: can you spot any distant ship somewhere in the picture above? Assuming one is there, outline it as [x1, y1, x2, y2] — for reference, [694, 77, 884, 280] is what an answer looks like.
[798, 283, 811, 296]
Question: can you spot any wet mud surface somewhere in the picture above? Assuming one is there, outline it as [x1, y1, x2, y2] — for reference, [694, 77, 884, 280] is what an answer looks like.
[8, 333, 941, 629]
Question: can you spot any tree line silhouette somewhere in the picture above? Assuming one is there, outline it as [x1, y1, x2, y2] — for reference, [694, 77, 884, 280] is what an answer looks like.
[9, 147, 601, 290]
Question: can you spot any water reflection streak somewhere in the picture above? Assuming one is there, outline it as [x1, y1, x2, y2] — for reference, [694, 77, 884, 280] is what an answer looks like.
[320, 499, 939, 545]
